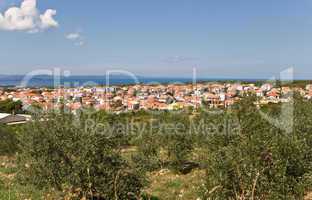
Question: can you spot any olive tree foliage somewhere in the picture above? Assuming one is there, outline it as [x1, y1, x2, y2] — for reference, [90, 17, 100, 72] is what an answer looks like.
[17, 112, 145, 199]
[0, 125, 19, 156]
[132, 132, 163, 172]
[131, 111, 196, 173]
[10, 92, 312, 199]
[202, 94, 312, 199]
[0, 99, 23, 114]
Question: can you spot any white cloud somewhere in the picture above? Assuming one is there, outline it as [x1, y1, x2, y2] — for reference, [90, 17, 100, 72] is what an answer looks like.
[66, 32, 85, 46]
[40, 9, 58, 29]
[75, 41, 85, 46]
[163, 56, 199, 64]
[66, 33, 80, 40]
[0, 0, 58, 32]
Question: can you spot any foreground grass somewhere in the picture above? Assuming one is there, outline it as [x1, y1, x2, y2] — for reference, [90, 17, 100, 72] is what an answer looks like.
[0, 182, 44, 200]
[1, 155, 312, 200]
[0, 157, 44, 200]
[1, 155, 205, 200]
[144, 169, 205, 200]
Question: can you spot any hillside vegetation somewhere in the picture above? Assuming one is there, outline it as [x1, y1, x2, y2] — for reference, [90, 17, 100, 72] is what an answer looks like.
[0, 94, 312, 199]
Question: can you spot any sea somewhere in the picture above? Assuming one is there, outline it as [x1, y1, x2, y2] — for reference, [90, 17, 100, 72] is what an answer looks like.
[0, 75, 257, 88]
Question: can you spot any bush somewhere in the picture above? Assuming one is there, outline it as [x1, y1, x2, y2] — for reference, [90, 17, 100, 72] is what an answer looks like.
[17, 113, 145, 199]
[167, 133, 194, 173]
[0, 125, 19, 156]
[0, 178, 4, 189]
[201, 95, 312, 199]
[132, 133, 162, 172]
[0, 99, 23, 114]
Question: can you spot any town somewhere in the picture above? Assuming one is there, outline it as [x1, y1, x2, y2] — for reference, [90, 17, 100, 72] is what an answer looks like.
[1, 82, 312, 115]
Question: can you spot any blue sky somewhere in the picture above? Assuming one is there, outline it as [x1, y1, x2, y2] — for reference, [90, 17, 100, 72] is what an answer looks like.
[0, 0, 312, 79]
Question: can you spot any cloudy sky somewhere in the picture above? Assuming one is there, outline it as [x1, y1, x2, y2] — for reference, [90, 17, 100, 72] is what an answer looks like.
[0, 0, 312, 79]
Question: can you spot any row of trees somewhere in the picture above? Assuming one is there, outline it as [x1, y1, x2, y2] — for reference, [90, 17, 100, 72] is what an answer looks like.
[0, 99, 23, 114]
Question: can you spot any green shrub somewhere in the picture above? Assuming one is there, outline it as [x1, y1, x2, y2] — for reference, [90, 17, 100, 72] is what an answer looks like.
[17, 112, 145, 199]
[0, 178, 4, 189]
[167, 134, 194, 172]
[0, 99, 23, 114]
[201, 95, 312, 199]
[132, 133, 162, 172]
[0, 125, 19, 156]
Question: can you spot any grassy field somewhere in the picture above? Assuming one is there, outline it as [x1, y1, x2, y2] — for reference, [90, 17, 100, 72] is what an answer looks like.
[144, 169, 205, 200]
[1, 156, 312, 200]
[0, 155, 206, 200]
[0, 157, 43, 200]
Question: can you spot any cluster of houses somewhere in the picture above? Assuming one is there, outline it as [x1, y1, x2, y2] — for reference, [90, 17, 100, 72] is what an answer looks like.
[0, 82, 312, 115]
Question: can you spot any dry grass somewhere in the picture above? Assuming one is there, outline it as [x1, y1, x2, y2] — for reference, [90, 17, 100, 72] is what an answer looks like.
[305, 193, 312, 200]
[0, 156, 16, 181]
[0, 156, 48, 200]
[144, 168, 205, 200]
